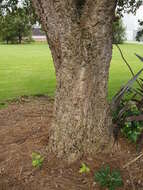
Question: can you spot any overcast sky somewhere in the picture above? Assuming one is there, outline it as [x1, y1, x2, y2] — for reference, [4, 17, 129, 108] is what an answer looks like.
[123, 5, 143, 31]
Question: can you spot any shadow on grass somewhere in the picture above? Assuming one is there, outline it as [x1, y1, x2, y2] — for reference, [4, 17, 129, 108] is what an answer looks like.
[0, 102, 8, 109]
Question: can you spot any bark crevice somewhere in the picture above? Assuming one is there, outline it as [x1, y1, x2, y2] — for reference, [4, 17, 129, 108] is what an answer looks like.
[75, 0, 86, 17]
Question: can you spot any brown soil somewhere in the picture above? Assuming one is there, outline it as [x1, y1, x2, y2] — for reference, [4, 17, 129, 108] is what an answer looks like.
[0, 96, 143, 190]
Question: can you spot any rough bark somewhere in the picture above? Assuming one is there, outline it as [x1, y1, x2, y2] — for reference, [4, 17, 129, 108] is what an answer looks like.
[31, 0, 116, 162]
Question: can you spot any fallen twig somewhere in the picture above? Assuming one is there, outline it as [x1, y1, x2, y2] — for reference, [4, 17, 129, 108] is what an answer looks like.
[18, 167, 23, 180]
[123, 153, 143, 169]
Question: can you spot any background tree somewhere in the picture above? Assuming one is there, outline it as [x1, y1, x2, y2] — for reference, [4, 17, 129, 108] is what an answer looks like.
[136, 20, 143, 41]
[0, 13, 16, 43]
[113, 18, 126, 44]
[116, 0, 142, 15]
[0, 0, 36, 43]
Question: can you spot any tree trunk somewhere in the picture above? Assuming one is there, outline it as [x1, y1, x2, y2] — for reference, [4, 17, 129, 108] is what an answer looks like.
[6, 39, 8, 44]
[18, 33, 22, 44]
[31, 0, 116, 162]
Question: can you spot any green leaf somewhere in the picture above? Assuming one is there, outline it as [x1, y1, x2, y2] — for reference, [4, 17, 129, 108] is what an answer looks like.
[79, 163, 90, 173]
[32, 160, 39, 167]
[32, 152, 44, 168]
[95, 166, 123, 190]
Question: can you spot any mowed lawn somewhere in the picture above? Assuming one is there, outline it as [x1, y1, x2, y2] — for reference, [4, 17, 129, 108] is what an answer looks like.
[0, 43, 56, 101]
[0, 43, 143, 102]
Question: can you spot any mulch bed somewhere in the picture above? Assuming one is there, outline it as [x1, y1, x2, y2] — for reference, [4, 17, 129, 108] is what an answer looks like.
[0, 96, 143, 190]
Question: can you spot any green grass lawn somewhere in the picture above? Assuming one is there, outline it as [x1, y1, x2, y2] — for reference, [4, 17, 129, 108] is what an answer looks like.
[0, 43, 143, 102]
[0, 43, 56, 102]
[109, 43, 143, 100]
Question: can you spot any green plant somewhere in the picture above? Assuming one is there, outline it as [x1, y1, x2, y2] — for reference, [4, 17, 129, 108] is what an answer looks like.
[120, 102, 143, 142]
[121, 121, 143, 143]
[111, 53, 143, 143]
[79, 163, 90, 173]
[94, 166, 123, 190]
[32, 152, 44, 168]
[113, 99, 143, 143]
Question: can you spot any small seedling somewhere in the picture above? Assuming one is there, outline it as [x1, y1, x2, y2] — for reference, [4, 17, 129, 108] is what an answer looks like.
[79, 163, 90, 174]
[94, 165, 123, 190]
[121, 121, 143, 143]
[32, 152, 44, 168]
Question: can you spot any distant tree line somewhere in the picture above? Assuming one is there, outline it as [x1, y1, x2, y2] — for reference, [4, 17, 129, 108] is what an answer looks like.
[136, 20, 143, 41]
[113, 17, 126, 44]
[0, 0, 126, 44]
[0, 0, 36, 44]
